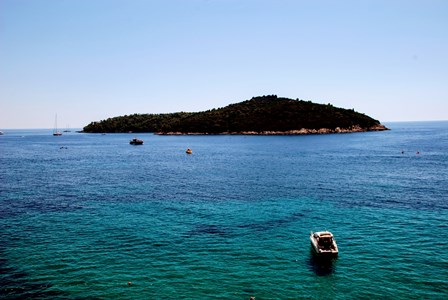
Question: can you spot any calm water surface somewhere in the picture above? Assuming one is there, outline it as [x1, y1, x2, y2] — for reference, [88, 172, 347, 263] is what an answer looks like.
[1, 122, 447, 299]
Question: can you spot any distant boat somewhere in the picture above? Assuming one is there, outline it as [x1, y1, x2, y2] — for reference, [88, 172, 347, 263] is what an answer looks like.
[63, 124, 71, 132]
[53, 114, 62, 136]
[0, 131, 4, 135]
[130, 138, 143, 145]
[186, 148, 192, 154]
[310, 231, 338, 256]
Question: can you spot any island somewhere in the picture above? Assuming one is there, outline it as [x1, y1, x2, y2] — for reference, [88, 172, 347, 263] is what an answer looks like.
[83, 95, 389, 134]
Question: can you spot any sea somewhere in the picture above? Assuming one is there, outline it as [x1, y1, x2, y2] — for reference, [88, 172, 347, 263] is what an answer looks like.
[1, 122, 447, 299]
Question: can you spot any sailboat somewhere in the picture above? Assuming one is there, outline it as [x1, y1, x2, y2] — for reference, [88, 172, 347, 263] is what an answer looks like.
[53, 114, 62, 136]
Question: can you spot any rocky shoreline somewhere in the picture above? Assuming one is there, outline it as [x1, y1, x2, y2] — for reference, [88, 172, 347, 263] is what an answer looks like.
[155, 124, 389, 135]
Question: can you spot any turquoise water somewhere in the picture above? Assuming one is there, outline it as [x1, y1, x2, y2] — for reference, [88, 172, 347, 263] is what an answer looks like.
[1, 122, 447, 299]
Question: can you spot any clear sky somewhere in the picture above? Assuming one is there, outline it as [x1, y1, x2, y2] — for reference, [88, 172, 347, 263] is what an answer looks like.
[1, 0, 447, 129]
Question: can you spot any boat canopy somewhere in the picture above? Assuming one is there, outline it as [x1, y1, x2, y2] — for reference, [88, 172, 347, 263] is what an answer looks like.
[315, 232, 333, 237]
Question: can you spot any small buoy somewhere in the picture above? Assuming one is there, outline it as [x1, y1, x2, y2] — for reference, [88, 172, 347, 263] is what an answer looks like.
[127, 282, 132, 286]
[416, 151, 420, 155]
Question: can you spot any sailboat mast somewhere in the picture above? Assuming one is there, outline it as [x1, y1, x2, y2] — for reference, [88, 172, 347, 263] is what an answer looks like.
[53, 114, 62, 136]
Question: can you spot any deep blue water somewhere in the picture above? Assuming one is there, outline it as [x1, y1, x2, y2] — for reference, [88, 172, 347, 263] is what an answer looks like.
[1, 122, 447, 299]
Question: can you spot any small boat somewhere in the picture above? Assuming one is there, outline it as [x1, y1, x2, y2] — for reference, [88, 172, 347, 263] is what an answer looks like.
[130, 138, 143, 145]
[53, 114, 62, 136]
[310, 231, 338, 256]
[186, 148, 192, 154]
[0, 131, 4, 135]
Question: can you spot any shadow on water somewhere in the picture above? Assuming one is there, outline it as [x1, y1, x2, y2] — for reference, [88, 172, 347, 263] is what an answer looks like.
[0, 245, 69, 299]
[237, 212, 304, 232]
[184, 211, 305, 238]
[307, 249, 338, 276]
[184, 224, 232, 238]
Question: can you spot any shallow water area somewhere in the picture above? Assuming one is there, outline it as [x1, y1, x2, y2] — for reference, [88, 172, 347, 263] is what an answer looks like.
[1, 122, 448, 299]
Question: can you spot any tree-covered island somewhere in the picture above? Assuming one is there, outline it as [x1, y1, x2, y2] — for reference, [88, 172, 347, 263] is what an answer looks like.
[83, 95, 389, 134]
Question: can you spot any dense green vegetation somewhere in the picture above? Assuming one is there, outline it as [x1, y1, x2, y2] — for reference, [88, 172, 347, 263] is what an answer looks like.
[83, 95, 386, 134]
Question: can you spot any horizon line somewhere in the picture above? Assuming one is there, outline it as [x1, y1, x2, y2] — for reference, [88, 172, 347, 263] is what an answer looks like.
[2, 120, 448, 130]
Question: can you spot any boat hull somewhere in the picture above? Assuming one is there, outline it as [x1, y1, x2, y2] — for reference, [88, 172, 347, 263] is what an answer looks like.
[310, 244, 338, 257]
[129, 138, 143, 145]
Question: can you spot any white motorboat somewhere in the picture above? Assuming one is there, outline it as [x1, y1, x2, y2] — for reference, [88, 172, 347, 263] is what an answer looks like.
[310, 231, 338, 256]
